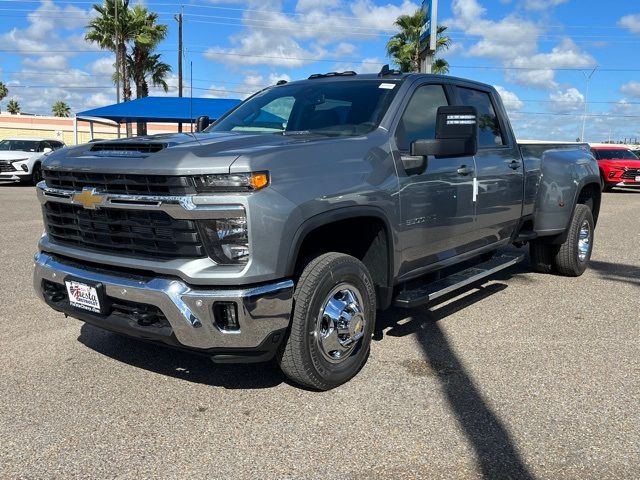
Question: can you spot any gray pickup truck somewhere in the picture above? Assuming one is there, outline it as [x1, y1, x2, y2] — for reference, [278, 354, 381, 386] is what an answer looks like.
[34, 70, 601, 389]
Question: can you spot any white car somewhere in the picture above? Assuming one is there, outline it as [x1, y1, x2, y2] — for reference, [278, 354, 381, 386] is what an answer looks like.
[0, 138, 65, 185]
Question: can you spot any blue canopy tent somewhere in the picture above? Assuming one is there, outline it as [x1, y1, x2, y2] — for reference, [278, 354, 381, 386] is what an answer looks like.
[74, 96, 241, 144]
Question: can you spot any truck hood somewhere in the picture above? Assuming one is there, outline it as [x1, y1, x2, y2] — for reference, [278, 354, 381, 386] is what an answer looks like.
[0, 151, 39, 161]
[42, 131, 345, 175]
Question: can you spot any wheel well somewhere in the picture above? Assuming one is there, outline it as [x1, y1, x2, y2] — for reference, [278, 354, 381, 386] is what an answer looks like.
[577, 182, 601, 225]
[294, 216, 392, 308]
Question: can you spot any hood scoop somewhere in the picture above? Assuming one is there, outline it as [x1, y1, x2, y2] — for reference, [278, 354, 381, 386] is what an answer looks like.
[89, 142, 168, 157]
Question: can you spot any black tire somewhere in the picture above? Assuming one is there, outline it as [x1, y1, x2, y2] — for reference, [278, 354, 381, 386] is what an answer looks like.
[553, 204, 594, 277]
[30, 162, 42, 185]
[602, 183, 613, 192]
[529, 240, 559, 273]
[278, 252, 376, 390]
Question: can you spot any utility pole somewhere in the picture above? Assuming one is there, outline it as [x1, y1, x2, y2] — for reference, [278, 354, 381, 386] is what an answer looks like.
[580, 66, 597, 142]
[175, 10, 183, 132]
[115, 0, 120, 104]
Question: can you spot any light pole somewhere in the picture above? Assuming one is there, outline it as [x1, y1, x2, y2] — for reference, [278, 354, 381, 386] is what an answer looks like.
[115, 0, 120, 104]
[580, 66, 597, 142]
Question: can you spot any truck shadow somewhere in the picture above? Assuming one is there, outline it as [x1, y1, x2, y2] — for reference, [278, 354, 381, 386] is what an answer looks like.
[588, 259, 640, 287]
[77, 324, 286, 389]
[375, 275, 535, 478]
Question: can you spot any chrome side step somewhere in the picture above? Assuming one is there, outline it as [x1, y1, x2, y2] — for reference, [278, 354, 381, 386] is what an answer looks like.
[393, 254, 524, 309]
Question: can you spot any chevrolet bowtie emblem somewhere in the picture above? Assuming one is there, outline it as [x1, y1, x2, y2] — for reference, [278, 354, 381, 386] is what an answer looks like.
[72, 188, 106, 210]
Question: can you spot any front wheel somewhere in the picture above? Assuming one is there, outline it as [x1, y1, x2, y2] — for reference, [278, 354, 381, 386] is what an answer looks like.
[278, 252, 376, 390]
[30, 163, 42, 185]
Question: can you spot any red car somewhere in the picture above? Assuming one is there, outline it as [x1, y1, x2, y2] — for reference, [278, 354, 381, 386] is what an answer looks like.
[590, 145, 640, 191]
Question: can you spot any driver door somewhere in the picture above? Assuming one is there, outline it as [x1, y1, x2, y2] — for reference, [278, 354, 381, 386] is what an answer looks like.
[392, 83, 478, 276]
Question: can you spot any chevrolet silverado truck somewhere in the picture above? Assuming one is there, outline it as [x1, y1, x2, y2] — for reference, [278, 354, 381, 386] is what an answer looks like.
[33, 70, 602, 390]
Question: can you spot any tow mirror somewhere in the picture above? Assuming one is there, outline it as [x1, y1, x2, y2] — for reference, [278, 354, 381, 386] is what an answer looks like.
[410, 106, 478, 158]
[196, 115, 210, 132]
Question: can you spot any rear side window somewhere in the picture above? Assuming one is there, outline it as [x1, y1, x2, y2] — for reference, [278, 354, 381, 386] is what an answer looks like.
[395, 84, 449, 151]
[456, 87, 505, 147]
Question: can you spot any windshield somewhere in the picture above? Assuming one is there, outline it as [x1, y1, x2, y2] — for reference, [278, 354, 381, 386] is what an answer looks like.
[0, 140, 40, 152]
[593, 149, 639, 160]
[206, 80, 400, 136]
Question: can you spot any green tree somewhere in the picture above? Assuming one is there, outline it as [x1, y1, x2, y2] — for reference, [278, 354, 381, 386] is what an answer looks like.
[126, 5, 170, 135]
[6, 99, 20, 115]
[52, 101, 71, 117]
[0, 82, 8, 113]
[386, 8, 451, 74]
[85, 0, 134, 102]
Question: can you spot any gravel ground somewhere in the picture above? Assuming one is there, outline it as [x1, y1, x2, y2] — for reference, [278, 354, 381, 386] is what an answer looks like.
[0, 184, 638, 479]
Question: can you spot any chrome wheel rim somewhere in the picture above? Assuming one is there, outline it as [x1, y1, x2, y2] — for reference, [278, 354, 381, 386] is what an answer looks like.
[315, 284, 366, 364]
[578, 220, 591, 262]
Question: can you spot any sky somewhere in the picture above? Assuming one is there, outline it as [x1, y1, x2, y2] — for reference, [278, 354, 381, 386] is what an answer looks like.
[0, 0, 639, 142]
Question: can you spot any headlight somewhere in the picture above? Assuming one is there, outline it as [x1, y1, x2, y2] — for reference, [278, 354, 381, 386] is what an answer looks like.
[199, 216, 249, 265]
[193, 172, 269, 193]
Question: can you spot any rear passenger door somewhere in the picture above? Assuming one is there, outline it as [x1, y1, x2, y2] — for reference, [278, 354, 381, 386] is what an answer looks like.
[454, 86, 524, 245]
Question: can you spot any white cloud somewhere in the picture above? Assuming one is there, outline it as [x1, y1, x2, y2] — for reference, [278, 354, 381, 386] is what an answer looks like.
[494, 86, 524, 111]
[509, 39, 595, 89]
[618, 14, 640, 34]
[89, 56, 116, 76]
[524, 0, 569, 10]
[0, 0, 94, 56]
[448, 0, 595, 89]
[203, 0, 418, 67]
[620, 81, 640, 99]
[548, 88, 584, 113]
[332, 57, 383, 74]
[23, 55, 69, 71]
[83, 92, 113, 109]
[296, 0, 341, 11]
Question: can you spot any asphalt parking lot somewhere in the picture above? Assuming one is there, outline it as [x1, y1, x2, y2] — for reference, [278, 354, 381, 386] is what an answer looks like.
[0, 183, 638, 479]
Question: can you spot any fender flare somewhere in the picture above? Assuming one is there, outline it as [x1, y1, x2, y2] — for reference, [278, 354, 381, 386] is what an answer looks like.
[284, 205, 396, 289]
[550, 178, 601, 245]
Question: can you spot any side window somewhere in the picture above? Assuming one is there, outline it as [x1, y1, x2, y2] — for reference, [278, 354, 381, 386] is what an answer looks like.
[456, 87, 505, 147]
[395, 84, 448, 152]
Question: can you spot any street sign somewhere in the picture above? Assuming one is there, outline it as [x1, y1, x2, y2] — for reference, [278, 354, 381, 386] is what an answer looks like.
[419, 0, 438, 53]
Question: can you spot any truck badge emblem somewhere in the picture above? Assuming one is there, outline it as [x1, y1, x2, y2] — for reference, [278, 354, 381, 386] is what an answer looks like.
[73, 188, 106, 210]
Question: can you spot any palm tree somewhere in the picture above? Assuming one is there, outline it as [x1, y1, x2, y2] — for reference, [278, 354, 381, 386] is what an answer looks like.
[52, 101, 71, 117]
[0, 82, 8, 113]
[127, 5, 170, 135]
[386, 9, 451, 74]
[85, 0, 134, 102]
[6, 99, 20, 115]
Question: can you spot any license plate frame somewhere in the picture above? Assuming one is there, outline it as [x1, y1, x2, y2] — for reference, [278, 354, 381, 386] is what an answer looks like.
[64, 277, 106, 314]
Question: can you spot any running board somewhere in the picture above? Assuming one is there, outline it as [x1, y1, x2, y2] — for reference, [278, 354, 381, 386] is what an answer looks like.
[393, 254, 524, 309]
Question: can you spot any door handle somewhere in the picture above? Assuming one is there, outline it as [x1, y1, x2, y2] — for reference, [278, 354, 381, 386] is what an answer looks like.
[457, 165, 474, 176]
[508, 160, 521, 170]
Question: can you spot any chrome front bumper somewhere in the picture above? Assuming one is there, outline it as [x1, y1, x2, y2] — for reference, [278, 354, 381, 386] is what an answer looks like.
[33, 252, 294, 350]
